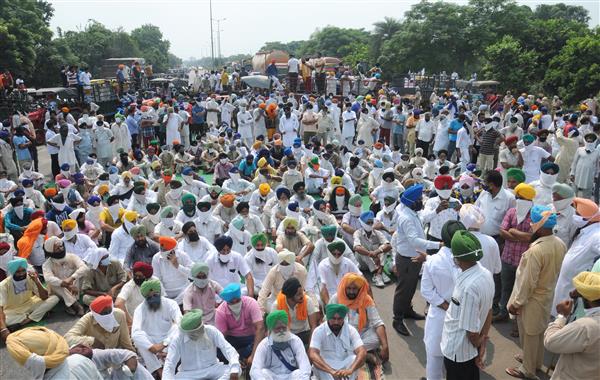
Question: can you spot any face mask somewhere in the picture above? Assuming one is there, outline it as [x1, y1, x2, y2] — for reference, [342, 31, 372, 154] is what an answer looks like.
[23, 169, 32, 176]
[553, 198, 573, 212]
[540, 172, 558, 187]
[220, 159, 228, 164]
[13, 205, 24, 219]
[160, 250, 172, 260]
[411, 200, 424, 212]
[194, 278, 209, 288]
[13, 274, 27, 283]
[515, 199, 533, 224]
[382, 180, 395, 189]
[349, 205, 362, 216]
[134, 193, 145, 202]
[384, 202, 396, 213]
[146, 294, 161, 307]
[271, 330, 292, 343]
[219, 253, 230, 263]
[278, 264, 295, 278]
[437, 189, 452, 199]
[586, 142, 596, 151]
[148, 212, 160, 224]
[64, 228, 78, 240]
[53, 202, 66, 211]
[572, 214, 589, 229]
[328, 252, 342, 265]
[228, 301, 242, 315]
[314, 209, 329, 220]
[359, 220, 373, 232]
[109, 174, 119, 183]
[162, 217, 174, 227]
[170, 188, 182, 197]
[100, 256, 111, 266]
[187, 325, 205, 340]
[230, 173, 240, 181]
[133, 277, 145, 286]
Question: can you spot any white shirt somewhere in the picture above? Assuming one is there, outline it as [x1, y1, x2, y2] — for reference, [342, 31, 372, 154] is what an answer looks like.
[287, 58, 300, 73]
[131, 297, 181, 349]
[421, 196, 461, 240]
[394, 204, 440, 258]
[520, 145, 551, 182]
[151, 250, 193, 300]
[317, 257, 361, 298]
[456, 126, 471, 150]
[194, 215, 223, 243]
[475, 189, 515, 236]
[416, 119, 435, 142]
[441, 263, 494, 363]
[471, 231, 501, 274]
[208, 251, 251, 289]
[250, 334, 311, 379]
[177, 236, 217, 263]
[163, 325, 240, 378]
[108, 226, 134, 263]
[309, 321, 364, 365]
[64, 233, 97, 261]
[245, 247, 279, 288]
[116, 276, 163, 318]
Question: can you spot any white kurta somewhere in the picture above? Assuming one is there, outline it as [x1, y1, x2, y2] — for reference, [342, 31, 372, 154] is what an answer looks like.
[237, 110, 254, 139]
[280, 114, 300, 147]
[571, 146, 600, 190]
[151, 251, 193, 303]
[164, 114, 182, 146]
[110, 123, 131, 156]
[94, 126, 114, 160]
[250, 334, 311, 380]
[108, 226, 134, 264]
[49, 133, 81, 167]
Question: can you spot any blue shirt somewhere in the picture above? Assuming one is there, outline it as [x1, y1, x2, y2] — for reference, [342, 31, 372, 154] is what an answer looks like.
[13, 135, 32, 160]
[126, 115, 139, 135]
[238, 161, 256, 176]
[266, 65, 278, 77]
[4, 208, 33, 232]
[393, 114, 406, 134]
[192, 104, 205, 124]
[449, 119, 463, 142]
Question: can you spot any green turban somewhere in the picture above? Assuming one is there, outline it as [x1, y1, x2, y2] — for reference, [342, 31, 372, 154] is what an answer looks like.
[451, 230, 483, 262]
[129, 224, 147, 238]
[265, 310, 289, 330]
[182, 193, 196, 205]
[327, 241, 345, 253]
[146, 203, 160, 213]
[251, 233, 268, 248]
[552, 183, 575, 199]
[180, 309, 204, 331]
[160, 206, 174, 218]
[325, 303, 349, 319]
[191, 262, 209, 278]
[506, 168, 525, 184]
[133, 185, 145, 194]
[522, 134, 535, 143]
[321, 225, 337, 239]
[140, 279, 161, 297]
[441, 220, 466, 247]
[348, 194, 362, 205]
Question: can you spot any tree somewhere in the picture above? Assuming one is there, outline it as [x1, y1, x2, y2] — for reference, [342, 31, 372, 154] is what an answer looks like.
[298, 26, 370, 58]
[131, 24, 171, 73]
[61, 21, 115, 72]
[544, 31, 600, 104]
[534, 3, 590, 24]
[370, 17, 402, 62]
[482, 35, 538, 93]
[343, 43, 370, 68]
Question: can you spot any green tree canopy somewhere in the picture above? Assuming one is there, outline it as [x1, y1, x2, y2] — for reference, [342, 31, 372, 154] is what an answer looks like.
[482, 35, 538, 93]
[534, 3, 590, 24]
[131, 24, 172, 73]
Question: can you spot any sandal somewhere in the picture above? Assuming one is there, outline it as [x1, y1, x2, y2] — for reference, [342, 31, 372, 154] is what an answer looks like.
[505, 367, 537, 379]
[514, 354, 523, 363]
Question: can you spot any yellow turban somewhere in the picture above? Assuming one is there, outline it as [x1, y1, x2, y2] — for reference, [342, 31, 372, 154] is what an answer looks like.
[252, 141, 262, 150]
[282, 217, 298, 229]
[123, 210, 138, 222]
[257, 157, 268, 168]
[345, 272, 367, 288]
[6, 327, 69, 368]
[122, 171, 132, 179]
[259, 183, 271, 196]
[514, 183, 536, 201]
[61, 219, 76, 230]
[331, 176, 342, 185]
[573, 271, 600, 301]
[97, 184, 110, 196]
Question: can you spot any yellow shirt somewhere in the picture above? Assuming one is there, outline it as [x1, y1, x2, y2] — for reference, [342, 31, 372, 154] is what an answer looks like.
[64, 308, 135, 351]
[99, 208, 125, 228]
[0, 277, 41, 314]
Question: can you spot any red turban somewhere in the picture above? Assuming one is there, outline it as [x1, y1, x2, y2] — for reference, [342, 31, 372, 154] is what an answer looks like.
[0, 242, 10, 251]
[90, 295, 113, 313]
[132, 262, 153, 278]
[31, 210, 46, 220]
[434, 175, 454, 190]
[159, 236, 177, 251]
[505, 135, 518, 146]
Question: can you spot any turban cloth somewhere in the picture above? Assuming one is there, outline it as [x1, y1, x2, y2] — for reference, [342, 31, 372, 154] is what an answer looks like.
[327, 241, 345, 253]
[266, 310, 289, 330]
[451, 230, 483, 262]
[325, 304, 349, 319]
[44, 188, 58, 198]
[336, 273, 374, 330]
[514, 183, 536, 201]
[573, 272, 600, 301]
[133, 186, 145, 195]
[123, 210, 138, 222]
[43, 236, 60, 253]
[214, 235, 233, 251]
[259, 183, 271, 196]
[292, 182, 305, 192]
[69, 208, 85, 221]
[320, 225, 337, 239]
[61, 219, 76, 230]
[335, 188, 346, 198]
[86, 247, 109, 270]
[191, 262, 209, 277]
[541, 162, 559, 174]
[382, 170, 394, 182]
[257, 157, 268, 168]
[231, 217, 244, 231]
[348, 194, 362, 205]
[573, 198, 600, 222]
[282, 217, 298, 230]
[236, 202, 250, 213]
[458, 204, 484, 231]
[208, 185, 221, 194]
[132, 262, 153, 278]
[522, 134, 535, 143]
[220, 194, 235, 207]
[180, 309, 204, 331]
[160, 206, 174, 218]
[505, 135, 518, 145]
[97, 185, 110, 196]
[57, 179, 71, 189]
[30, 210, 46, 220]
[331, 176, 342, 186]
[159, 236, 177, 251]
[121, 171, 132, 180]
[506, 168, 525, 184]
[140, 279, 161, 297]
[530, 205, 557, 231]
[360, 211, 374, 223]
[17, 218, 46, 259]
[441, 220, 467, 247]
[401, 184, 423, 206]
[129, 225, 147, 238]
[90, 295, 113, 313]
[6, 327, 69, 370]
[278, 249, 296, 265]
[251, 233, 268, 248]
[146, 203, 160, 213]
[182, 193, 196, 205]
[552, 183, 575, 199]
[7, 258, 27, 275]
[374, 159, 383, 168]
[220, 283, 241, 303]
[276, 187, 291, 199]
[434, 175, 454, 190]
[196, 202, 211, 211]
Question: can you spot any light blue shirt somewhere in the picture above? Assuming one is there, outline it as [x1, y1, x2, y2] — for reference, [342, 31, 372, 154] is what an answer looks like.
[126, 115, 139, 135]
[394, 204, 440, 258]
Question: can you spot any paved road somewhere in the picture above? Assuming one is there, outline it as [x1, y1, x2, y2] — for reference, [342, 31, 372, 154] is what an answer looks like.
[0, 147, 555, 379]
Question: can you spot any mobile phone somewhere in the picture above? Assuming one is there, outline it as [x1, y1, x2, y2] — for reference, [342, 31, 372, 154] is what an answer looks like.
[448, 201, 457, 208]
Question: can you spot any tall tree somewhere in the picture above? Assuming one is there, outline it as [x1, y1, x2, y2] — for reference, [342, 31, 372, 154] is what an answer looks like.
[534, 3, 590, 24]
[371, 17, 402, 63]
[299, 26, 370, 58]
[131, 24, 171, 73]
[482, 35, 538, 93]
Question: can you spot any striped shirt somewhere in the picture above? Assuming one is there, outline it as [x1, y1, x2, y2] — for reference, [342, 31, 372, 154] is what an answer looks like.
[441, 263, 494, 363]
[479, 128, 501, 155]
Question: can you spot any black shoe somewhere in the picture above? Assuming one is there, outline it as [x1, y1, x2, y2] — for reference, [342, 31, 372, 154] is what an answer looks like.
[405, 310, 426, 320]
[393, 319, 410, 336]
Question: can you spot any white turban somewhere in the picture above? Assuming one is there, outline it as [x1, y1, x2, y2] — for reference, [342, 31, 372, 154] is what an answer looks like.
[459, 204, 485, 230]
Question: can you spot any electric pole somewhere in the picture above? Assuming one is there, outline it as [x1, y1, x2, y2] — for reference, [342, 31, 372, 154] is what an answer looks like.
[216, 18, 226, 65]
[209, 0, 215, 69]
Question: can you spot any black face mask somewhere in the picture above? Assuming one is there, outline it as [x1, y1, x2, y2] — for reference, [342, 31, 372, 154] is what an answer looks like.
[538, 137, 547, 142]
[51, 249, 66, 260]
[135, 239, 147, 247]
[13, 273, 27, 282]
[188, 232, 200, 242]
[411, 200, 424, 212]
[133, 277, 145, 286]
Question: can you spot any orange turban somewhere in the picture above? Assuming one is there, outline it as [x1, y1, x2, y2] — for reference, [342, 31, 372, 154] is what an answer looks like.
[44, 188, 57, 198]
[90, 295, 113, 313]
[336, 273, 374, 331]
[573, 198, 600, 222]
[220, 194, 235, 208]
[159, 236, 177, 251]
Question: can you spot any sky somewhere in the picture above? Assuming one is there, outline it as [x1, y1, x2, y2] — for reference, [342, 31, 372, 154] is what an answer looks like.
[49, 0, 599, 60]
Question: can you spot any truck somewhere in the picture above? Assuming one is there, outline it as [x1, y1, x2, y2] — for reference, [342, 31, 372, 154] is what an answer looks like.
[251, 50, 289, 76]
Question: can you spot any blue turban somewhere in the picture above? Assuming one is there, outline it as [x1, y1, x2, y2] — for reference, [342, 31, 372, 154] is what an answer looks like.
[283, 147, 292, 156]
[401, 184, 423, 206]
[374, 160, 383, 168]
[466, 163, 477, 172]
[214, 235, 233, 251]
[540, 162, 559, 174]
[60, 163, 70, 171]
[335, 168, 344, 177]
[7, 258, 27, 275]
[287, 202, 299, 212]
[14, 189, 24, 197]
[276, 187, 291, 199]
[220, 283, 242, 303]
[530, 205, 557, 229]
[87, 195, 101, 205]
[360, 211, 375, 223]
[182, 167, 194, 176]
[229, 166, 239, 174]
[108, 166, 118, 174]
[21, 179, 33, 187]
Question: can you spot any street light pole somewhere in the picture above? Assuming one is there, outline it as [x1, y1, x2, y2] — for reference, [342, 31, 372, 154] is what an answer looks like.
[209, 0, 215, 69]
[215, 18, 226, 64]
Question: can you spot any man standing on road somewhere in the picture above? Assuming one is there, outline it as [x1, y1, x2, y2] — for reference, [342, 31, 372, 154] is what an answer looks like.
[287, 54, 300, 93]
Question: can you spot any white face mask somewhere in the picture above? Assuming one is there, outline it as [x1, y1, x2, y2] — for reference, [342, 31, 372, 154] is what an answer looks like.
[384, 202, 396, 213]
[134, 193, 145, 202]
[515, 199, 533, 224]
[24, 187, 33, 197]
[540, 172, 558, 187]
[170, 188, 182, 197]
[160, 250, 172, 259]
[220, 159, 228, 164]
[148, 212, 160, 224]
[460, 187, 473, 197]
[586, 142, 596, 151]
[23, 169, 32, 176]
[271, 330, 292, 343]
[437, 189, 452, 199]
[349, 205, 362, 216]
[14, 205, 24, 219]
[219, 253, 230, 263]
[552, 198, 573, 212]
[53, 202, 66, 211]
[64, 228, 78, 240]
[228, 301, 242, 315]
[161, 216, 174, 228]
[109, 174, 119, 183]
[359, 219, 373, 232]
[230, 173, 240, 181]
[328, 252, 342, 265]
[382, 180, 395, 189]
[278, 263, 295, 278]
[91, 310, 119, 332]
[196, 209, 211, 222]
[61, 170, 70, 177]
[194, 278, 209, 288]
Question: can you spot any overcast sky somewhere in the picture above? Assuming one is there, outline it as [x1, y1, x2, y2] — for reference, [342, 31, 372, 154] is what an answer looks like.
[49, 0, 599, 60]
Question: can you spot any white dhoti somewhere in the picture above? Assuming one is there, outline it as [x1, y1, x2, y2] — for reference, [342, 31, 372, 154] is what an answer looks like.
[49, 284, 79, 307]
[423, 307, 446, 380]
[138, 343, 166, 374]
[258, 368, 307, 380]
[174, 362, 232, 379]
